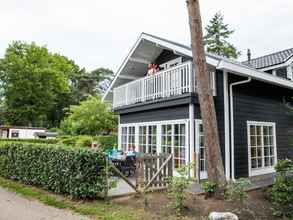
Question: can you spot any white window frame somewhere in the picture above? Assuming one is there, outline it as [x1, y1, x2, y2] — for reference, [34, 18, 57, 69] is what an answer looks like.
[247, 121, 277, 177]
[119, 125, 136, 152]
[195, 119, 207, 179]
[119, 119, 189, 170]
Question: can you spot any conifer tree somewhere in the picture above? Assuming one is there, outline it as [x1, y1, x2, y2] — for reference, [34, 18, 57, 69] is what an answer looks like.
[204, 12, 241, 59]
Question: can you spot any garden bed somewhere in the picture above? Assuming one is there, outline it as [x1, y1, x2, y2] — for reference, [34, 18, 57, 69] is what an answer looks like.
[114, 189, 280, 220]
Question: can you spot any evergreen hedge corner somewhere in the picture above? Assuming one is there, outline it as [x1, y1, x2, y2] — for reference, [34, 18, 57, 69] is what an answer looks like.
[0, 142, 108, 199]
[0, 138, 59, 144]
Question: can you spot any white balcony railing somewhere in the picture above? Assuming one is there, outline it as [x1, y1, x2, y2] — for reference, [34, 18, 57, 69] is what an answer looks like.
[113, 61, 194, 108]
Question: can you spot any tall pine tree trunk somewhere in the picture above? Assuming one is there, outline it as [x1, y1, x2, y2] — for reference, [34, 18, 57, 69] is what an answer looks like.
[186, 0, 226, 192]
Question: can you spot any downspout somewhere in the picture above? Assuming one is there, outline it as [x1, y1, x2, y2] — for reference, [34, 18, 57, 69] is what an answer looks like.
[230, 77, 251, 180]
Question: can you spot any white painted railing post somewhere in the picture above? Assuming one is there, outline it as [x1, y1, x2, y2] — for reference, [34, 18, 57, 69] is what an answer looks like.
[113, 61, 193, 108]
[189, 62, 194, 93]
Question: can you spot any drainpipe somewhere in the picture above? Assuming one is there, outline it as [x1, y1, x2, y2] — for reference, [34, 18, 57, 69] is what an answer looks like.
[230, 77, 251, 180]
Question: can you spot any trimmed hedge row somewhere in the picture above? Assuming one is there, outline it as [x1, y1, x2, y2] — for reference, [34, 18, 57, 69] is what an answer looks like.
[57, 135, 117, 150]
[0, 138, 58, 144]
[0, 142, 107, 199]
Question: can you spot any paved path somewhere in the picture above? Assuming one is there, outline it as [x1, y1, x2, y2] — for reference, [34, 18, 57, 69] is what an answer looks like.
[0, 187, 90, 220]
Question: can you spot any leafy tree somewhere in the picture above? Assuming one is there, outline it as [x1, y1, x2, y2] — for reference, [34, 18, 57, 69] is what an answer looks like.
[0, 41, 81, 127]
[60, 96, 117, 136]
[204, 12, 241, 59]
[75, 68, 113, 99]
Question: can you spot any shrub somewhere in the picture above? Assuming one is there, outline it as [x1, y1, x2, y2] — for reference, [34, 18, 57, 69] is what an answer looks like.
[56, 135, 117, 151]
[75, 136, 93, 148]
[225, 178, 251, 202]
[270, 159, 293, 218]
[0, 138, 58, 144]
[167, 164, 194, 216]
[201, 181, 217, 198]
[97, 135, 117, 151]
[0, 142, 107, 199]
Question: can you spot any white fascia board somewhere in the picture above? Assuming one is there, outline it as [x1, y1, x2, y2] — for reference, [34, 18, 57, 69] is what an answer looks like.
[141, 33, 220, 67]
[118, 75, 140, 80]
[217, 60, 293, 90]
[102, 34, 144, 101]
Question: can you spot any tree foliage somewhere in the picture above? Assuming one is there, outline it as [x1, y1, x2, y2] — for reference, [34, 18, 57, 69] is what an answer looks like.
[0, 41, 114, 128]
[204, 12, 241, 59]
[60, 96, 117, 136]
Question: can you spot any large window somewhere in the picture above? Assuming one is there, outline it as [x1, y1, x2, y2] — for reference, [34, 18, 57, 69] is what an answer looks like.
[161, 123, 187, 169]
[138, 125, 157, 154]
[139, 126, 147, 153]
[121, 126, 135, 152]
[197, 123, 206, 174]
[121, 121, 188, 169]
[121, 127, 128, 152]
[248, 121, 277, 176]
[161, 125, 172, 154]
[128, 127, 135, 151]
[148, 125, 157, 154]
[174, 124, 186, 168]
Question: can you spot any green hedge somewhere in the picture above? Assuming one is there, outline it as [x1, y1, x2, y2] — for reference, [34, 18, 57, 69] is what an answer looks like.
[57, 135, 117, 150]
[270, 159, 293, 218]
[0, 138, 58, 144]
[0, 142, 107, 199]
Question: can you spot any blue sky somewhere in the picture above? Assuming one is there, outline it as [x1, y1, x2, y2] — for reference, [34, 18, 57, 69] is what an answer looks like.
[0, 0, 292, 72]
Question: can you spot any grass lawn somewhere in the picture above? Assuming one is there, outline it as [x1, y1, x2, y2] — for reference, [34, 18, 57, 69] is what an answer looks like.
[0, 177, 148, 220]
[0, 177, 280, 220]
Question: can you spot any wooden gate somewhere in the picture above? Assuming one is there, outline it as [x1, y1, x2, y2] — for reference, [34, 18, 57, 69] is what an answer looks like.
[106, 153, 173, 197]
[136, 154, 173, 192]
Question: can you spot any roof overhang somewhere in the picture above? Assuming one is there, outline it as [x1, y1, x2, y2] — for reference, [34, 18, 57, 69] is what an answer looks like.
[103, 33, 293, 102]
[217, 59, 293, 90]
[103, 33, 221, 102]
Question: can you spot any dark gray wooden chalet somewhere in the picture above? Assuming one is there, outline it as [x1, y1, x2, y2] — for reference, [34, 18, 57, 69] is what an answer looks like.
[103, 33, 293, 180]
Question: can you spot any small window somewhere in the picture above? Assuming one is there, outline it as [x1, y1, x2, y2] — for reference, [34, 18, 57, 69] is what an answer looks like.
[11, 130, 19, 138]
[276, 67, 288, 79]
[247, 121, 277, 176]
[160, 57, 182, 70]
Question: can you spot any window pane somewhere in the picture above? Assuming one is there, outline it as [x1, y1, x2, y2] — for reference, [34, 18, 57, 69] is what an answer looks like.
[250, 136, 256, 146]
[251, 159, 257, 168]
[263, 126, 269, 135]
[251, 147, 257, 158]
[250, 125, 256, 135]
[256, 126, 261, 135]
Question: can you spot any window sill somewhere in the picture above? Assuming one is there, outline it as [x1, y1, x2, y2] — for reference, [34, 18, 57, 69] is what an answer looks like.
[250, 167, 276, 177]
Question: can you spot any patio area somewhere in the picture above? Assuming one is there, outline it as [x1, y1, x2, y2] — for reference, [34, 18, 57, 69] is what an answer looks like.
[107, 173, 276, 198]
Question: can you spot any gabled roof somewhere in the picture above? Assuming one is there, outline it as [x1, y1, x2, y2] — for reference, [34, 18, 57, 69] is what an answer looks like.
[103, 33, 293, 102]
[242, 48, 293, 69]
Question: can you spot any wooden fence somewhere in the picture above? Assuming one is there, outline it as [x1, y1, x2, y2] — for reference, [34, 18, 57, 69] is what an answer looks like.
[105, 153, 173, 198]
[136, 154, 173, 192]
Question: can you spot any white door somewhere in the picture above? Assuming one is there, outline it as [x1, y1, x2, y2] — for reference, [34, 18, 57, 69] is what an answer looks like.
[195, 120, 207, 179]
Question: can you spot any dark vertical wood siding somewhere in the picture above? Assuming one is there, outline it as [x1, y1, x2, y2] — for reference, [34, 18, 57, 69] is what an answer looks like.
[230, 75, 293, 178]
[120, 105, 189, 124]
[194, 70, 226, 164]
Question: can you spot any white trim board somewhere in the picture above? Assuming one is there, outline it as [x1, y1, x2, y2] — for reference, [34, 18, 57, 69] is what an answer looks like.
[247, 121, 277, 177]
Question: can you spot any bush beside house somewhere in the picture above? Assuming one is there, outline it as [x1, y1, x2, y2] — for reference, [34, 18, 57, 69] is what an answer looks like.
[0, 138, 59, 144]
[270, 159, 293, 218]
[57, 135, 117, 150]
[0, 142, 107, 198]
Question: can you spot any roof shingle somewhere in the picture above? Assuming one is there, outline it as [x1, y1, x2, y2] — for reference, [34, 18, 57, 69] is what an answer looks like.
[242, 48, 293, 69]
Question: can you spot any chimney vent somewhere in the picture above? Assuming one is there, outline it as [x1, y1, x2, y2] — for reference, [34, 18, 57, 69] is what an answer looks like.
[247, 49, 251, 63]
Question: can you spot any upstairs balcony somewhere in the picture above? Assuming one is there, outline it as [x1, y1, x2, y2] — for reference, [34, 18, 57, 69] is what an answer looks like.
[113, 61, 196, 109]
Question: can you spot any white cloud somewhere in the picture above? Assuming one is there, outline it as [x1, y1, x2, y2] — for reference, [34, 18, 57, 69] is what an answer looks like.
[0, 0, 292, 71]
